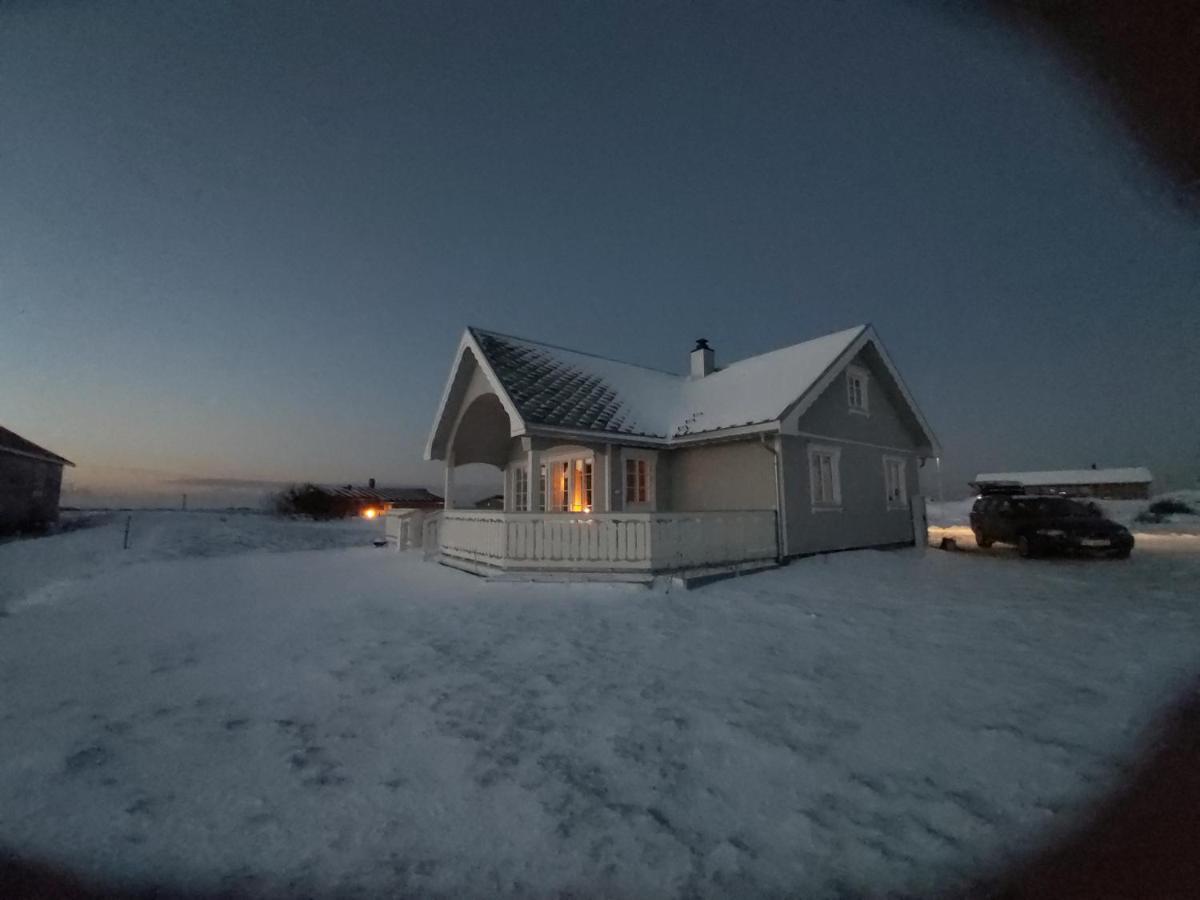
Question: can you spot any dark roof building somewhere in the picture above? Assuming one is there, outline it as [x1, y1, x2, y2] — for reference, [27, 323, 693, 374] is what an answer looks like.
[325, 485, 444, 510]
[0, 425, 75, 533]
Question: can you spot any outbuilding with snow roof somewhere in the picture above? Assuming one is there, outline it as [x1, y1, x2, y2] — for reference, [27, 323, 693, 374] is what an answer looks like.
[972, 467, 1152, 500]
[423, 324, 939, 578]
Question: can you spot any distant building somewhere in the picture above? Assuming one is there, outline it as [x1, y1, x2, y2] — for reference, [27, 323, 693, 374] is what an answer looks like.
[324, 483, 443, 517]
[0, 425, 75, 533]
[972, 467, 1153, 500]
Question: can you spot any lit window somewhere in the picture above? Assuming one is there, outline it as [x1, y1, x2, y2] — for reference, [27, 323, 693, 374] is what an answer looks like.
[847, 367, 869, 414]
[808, 445, 841, 508]
[550, 460, 570, 512]
[883, 456, 907, 508]
[625, 458, 649, 504]
[570, 458, 593, 512]
[512, 466, 528, 511]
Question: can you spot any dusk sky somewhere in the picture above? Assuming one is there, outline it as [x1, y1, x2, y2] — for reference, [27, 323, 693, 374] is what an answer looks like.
[2, 0, 1197, 506]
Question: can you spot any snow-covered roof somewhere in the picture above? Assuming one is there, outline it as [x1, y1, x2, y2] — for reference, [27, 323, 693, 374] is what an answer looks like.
[974, 468, 1153, 486]
[467, 324, 876, 441]
[323, 486, 443, 504]
[0, 425, 74, 467]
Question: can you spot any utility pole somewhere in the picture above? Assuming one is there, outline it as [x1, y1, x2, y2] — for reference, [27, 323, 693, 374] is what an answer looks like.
[181, 493, 188, 511]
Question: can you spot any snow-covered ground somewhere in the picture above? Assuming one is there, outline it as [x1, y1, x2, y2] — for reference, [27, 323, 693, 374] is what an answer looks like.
[0, 510, 377, 615]
[1, 513, 1199, 897]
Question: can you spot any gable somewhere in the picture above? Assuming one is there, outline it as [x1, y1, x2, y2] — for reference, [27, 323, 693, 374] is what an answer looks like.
[425, 336, 526, 462]
[784, 343, 935, 453]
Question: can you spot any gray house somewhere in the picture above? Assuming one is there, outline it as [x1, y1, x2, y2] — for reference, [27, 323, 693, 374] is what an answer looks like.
[424, 325, 939, 577]
[0, 425, 75, 534]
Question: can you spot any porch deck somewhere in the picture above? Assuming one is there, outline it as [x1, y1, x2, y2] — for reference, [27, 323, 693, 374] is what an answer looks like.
[431, 509, 779, 576]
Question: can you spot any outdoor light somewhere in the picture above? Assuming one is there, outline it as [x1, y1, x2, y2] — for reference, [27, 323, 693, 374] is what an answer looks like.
[363, 508, 377, 519]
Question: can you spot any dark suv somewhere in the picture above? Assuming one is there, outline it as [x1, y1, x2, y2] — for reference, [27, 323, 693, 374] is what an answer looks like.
[969, 493, 1134, 559]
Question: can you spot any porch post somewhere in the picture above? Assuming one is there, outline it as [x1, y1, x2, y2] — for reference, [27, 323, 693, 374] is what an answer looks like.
[527, 442, 540, 512]
[443, 450, 455, 511]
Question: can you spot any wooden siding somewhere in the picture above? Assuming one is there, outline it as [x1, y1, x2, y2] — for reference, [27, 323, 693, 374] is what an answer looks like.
[0, 453, 65, 534]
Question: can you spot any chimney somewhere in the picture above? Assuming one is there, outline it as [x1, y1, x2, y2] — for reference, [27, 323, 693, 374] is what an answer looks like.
[690, 338, 715, 378]
[369, 477, 376, 489]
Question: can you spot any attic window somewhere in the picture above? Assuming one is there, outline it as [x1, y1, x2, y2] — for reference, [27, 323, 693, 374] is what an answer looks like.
[846, 366, 869, 415]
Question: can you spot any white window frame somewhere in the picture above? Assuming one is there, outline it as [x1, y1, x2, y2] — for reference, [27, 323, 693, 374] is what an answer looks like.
[882, 455, 907, 510]
[622, 449, 656, 511]
[541, 448, 595, 513]
[808, 443, 842, 510]
[846, 365, 869, 416]
[511, 464, 529, 512]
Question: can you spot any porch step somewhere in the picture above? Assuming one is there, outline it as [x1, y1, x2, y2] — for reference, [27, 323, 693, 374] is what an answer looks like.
[434, 554, 782, 589]
[662, 559, 784, 590]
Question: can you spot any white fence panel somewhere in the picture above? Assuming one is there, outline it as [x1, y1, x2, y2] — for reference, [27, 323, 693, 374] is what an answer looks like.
[434, 510, 777, 573]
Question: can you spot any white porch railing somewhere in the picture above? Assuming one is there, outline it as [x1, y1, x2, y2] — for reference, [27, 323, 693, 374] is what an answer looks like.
[436, 509, 778, 573]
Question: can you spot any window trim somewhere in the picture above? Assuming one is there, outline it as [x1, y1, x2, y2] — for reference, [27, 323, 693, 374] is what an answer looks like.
[808, 443, 842, 510]
[882, 454, 908, 510]
[846, 365, 870, 416]
[622, 449, 656, 510]
[540, 448, 596, 513]
[511, 464, 529, 512]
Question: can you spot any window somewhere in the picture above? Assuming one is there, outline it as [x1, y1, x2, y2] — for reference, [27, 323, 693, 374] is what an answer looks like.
[512, 466, 529, 511]
[846, 366, 869, 415]
[538, 464, 547, 512]
[542, 453, 594, 513]
[549, 460, 570, 512]
[808, 445, 841, 508]
[883, 456, 907, 509]
[571, 458, 593, 512]
[625, 458, 649, 504]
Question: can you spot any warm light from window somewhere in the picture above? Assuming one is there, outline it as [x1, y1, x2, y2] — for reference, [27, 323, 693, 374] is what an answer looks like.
[363, 508, 378, 519]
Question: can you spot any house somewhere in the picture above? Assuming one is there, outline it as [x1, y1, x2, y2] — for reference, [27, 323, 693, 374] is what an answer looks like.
[423, 325, 940, 578]
[325, 482, 444, 517]
[0, 425, 75, 534]
[972, 467, 1152, 500]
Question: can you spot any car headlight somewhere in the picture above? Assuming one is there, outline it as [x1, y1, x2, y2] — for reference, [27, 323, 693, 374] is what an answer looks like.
[1036, 529, 1065, 537]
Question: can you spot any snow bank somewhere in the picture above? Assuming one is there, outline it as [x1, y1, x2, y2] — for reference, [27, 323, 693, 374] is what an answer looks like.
[2, 523, 1198, 897]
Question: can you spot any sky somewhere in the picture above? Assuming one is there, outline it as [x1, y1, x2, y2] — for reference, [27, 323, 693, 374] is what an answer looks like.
[2, 0, 1197, 506]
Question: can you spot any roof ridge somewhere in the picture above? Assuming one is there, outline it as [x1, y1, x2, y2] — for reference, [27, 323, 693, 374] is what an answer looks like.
[469, 326, 683, 378]
[710, 324, 869, 373]
[0, 424, 74, 466]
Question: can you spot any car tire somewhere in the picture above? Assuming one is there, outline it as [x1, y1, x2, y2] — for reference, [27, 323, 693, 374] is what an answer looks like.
[974, 529, 993, 548]
[1111, 549, 1131, 560]
[1017, 535, 1035, 558]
